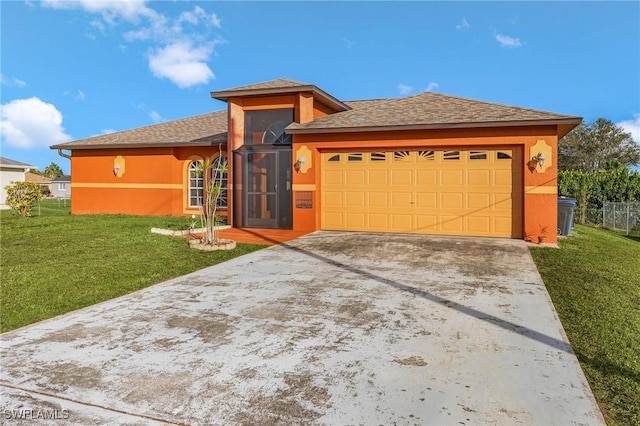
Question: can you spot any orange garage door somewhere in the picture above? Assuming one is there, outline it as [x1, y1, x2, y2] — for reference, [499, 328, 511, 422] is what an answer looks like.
[321, 148, 523, 238]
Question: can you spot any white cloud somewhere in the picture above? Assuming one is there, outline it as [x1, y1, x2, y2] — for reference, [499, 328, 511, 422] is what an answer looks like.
[43, 1, 224, 89]
[42, 0, 155, 24]
[617, 114, 640, 143]
[149, 110, 163, 123]
[1, 74, 27, 88]
[101, 129, 116, 135]
[341, 38, 355, 49]
[148, 41, 215, 88]
[397, 84, 413, 95]
[496, 34, 522, 48]
[0, 97, 71, 149]
[75, 90, 86, 101]
[426, 82, 439, 92]
[456, 17, 470, 30]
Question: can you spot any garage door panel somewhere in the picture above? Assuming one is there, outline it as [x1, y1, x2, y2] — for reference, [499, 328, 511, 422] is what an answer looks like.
[368, 170, 388, 185]
[345, 191, 365, 207]
[442, 193, 463, 209]
[369, 192, 389, 207]
[322, 147, 522, 238]
[441, 170, 464, 186]
[391, 170, 412, 185]
[346, 170, 365, 185]
[369, 214, 389, 229]
[416, 170, 437, 185]
[416, 192, 437, 208]
[468, 169, 491, 186]
[391, 192, 413, 208]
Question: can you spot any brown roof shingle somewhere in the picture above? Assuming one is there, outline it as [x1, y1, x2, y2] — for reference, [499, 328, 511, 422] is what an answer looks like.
[51, 111, 227, 150]
[287, 92, 581, 133]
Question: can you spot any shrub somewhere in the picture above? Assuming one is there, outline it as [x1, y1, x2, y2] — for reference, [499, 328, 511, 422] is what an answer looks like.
[4, 181, 44, 217]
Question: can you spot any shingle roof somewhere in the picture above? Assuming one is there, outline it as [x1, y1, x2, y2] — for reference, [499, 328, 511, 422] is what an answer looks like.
[51, 111, 227, 150]
[51, 175, 71, 182]
[210, 78, 350, 112]
[0, 157, 35, 169]
[287, 92, 581, 133]
[25, 172, 51, 184]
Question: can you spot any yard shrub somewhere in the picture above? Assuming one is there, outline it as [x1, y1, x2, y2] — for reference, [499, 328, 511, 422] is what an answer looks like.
[558, 164, 640, 224]
[4, 181, 44, 217]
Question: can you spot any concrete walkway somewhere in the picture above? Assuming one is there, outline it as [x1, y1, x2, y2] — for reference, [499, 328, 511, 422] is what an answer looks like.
[1, 232, 604, 425]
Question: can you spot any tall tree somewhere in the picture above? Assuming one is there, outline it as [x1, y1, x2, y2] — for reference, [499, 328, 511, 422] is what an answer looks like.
[559, 118, 640, 171]
[43, 162, 63, 179]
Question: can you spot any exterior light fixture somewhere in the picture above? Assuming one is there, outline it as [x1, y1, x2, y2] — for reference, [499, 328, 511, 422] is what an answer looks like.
[113, 164, 121, 176]
[536, 152, 545, 168]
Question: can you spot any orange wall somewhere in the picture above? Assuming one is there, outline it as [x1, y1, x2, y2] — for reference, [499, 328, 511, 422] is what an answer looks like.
[71, 146, 224, 216]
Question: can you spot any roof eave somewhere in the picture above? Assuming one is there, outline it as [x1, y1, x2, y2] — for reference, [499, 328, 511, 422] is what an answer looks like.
[50, 140, 227, 150]
[287, 118, 583, 135]
[210, 85, 351, 112]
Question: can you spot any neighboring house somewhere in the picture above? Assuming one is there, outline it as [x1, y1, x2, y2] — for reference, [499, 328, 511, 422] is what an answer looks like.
[51, 78, 581, 243]
[50, 175, 71, 198]
[0, 157, 35, 209]
[25, 172, 52, 195]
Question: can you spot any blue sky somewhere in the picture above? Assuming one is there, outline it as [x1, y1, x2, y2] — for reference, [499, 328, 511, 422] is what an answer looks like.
[1, 1, 639, 174]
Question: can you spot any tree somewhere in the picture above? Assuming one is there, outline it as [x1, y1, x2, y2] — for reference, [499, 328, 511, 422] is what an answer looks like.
[4, 181, 44, 217]
[559, 118, 640, 171]
[43, 162, 63, 179]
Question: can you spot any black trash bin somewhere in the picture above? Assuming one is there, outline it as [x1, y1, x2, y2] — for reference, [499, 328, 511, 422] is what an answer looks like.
[558, 197, 577, 236]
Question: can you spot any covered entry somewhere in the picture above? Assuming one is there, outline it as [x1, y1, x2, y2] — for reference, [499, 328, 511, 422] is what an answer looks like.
[321, 147, 523, 237]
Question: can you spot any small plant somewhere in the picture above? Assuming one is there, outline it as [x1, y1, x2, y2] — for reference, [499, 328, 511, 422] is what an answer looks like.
[4, 181, 44, 217]
[538, 226, 549, 243]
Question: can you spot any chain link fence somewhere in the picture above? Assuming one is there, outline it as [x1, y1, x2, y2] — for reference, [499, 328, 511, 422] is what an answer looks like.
[602, 202, 640, 235]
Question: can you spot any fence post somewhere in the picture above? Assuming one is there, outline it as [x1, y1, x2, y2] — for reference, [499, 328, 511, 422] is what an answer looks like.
[627, 203, 630, 236]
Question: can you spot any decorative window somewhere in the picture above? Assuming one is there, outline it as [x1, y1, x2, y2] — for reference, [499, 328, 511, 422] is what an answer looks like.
[370, 152, 386, 161]
[443, 150, 460, 160]
[244, 109, 294, 145]
[469, 151, 487, 160]
[393, 151, 411, 161]
[497, 151, 512, 160]
[347, 153, 363, 162]
[58, 183, 67, 191]
[417, 150, 435, 161]
[189, 161, 204, 207]
[327, 154, 341, 162]
[212, 156, 228, 208]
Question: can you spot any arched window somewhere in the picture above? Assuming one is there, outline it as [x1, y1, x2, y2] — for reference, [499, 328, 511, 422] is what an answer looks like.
[212, 156, 228, 208]
[188, 161, 203, 207]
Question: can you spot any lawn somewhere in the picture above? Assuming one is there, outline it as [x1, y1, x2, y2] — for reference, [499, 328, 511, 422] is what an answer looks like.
[0, 202, 266, 332]
[530, 225, 640, 426]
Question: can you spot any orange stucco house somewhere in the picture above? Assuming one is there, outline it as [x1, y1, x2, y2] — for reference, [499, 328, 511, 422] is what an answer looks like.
[51, 78, 581, 243]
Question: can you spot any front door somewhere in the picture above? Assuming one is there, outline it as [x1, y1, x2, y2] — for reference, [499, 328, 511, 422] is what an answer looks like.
[244, 149, 292, 229]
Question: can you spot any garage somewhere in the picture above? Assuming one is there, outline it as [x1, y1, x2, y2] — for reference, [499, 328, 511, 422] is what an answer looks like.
[321, 147, 523, 238]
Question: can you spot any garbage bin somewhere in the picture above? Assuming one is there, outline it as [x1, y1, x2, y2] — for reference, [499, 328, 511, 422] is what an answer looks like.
[558, 197, 577, 236]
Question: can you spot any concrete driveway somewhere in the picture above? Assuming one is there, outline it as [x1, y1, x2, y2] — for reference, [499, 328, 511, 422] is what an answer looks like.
[1, 231, 604, 425]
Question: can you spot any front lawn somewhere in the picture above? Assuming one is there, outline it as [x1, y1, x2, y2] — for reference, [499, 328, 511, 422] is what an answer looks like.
[0, 207, 265, 333]
[530, 225, 640, 426]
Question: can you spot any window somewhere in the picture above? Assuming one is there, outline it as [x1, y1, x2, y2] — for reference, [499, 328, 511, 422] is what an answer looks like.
[347, 153, 363, 162]
[327, 154, 341, 162]
[469, 151, 487, 160]
[58, 183, 67, 191]
[497, 151, 512, 160]
[244, 109, 294, 145]
[189, 161, 204, 207]
[417, 150, 435, 161]
[212, 156, 228, 208]
[443, 150, 460, 160]
[393, 151, 411, 161]
[370, 152, 386, 161]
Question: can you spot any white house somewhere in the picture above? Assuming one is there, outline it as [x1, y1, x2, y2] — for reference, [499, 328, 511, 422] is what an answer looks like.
[0, 157, 35, 209]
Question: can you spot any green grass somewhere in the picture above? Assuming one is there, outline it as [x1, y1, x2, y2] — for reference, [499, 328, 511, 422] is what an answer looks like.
[530, 225, 640, 426]
[0, 205, 266, 333]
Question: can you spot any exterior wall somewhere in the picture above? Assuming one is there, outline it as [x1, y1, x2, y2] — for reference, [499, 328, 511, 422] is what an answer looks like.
[0, 168, 28, 207]
[70, 146, 224, 216]
[51, 180, 71, 198]
[291, 125, 561, 242]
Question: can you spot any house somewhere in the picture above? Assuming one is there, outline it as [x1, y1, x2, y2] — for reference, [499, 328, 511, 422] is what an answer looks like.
[50, 175, 71, 199]
[51, 78, 581, 243]
[25, 172, 52, 195]
[0, 157, 35, 209]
